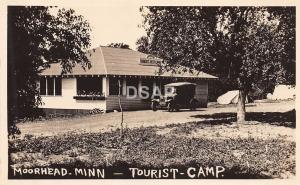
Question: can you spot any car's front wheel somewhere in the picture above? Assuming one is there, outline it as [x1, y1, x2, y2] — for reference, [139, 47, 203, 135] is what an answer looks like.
[151, 101, 158, 111]
[167, 102, 172, 112]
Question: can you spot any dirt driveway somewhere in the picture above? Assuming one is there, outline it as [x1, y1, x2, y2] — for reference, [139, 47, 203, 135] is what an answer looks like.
[17, 100, 295, 136]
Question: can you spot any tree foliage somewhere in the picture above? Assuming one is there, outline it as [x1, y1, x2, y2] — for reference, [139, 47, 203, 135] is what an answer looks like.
[138, 6, 295, 122]
[266, 7, 295, 85]
[215, 7, 294, 94]
[138, 7, 218, 74]
[8, 6, 91, 134]
[107, 43, 131, 49]
[136, 36, 150, 53]
[139, 6, 294, 88]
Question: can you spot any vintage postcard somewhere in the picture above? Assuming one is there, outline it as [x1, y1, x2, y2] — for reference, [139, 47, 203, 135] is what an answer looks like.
[0, 0, 298, 185]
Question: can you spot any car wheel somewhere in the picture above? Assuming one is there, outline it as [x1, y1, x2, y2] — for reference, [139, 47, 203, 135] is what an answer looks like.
[167, 103, 172, 112]
[151, 102, 158, 111]
[190, 99, 197, 111]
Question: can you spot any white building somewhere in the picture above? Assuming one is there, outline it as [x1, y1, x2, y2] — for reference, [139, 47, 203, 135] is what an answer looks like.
[39, 46, 217, 114]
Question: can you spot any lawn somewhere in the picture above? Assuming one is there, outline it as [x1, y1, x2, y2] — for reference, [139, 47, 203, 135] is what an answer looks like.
[9, 101, 295, 179]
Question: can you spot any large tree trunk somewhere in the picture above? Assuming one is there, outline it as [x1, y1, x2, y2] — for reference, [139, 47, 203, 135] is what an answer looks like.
[237, 89, 246, 124]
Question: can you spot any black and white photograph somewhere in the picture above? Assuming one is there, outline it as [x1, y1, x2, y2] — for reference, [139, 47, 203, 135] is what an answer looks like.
[2, 1, 297, 183]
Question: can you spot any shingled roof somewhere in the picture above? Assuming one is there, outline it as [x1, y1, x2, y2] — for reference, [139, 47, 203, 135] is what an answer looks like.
[41, 46, 218, 79]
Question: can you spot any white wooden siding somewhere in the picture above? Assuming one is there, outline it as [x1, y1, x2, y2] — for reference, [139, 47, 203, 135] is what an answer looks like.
[40, 78, 106, 110]
[106, 95, 151, 111]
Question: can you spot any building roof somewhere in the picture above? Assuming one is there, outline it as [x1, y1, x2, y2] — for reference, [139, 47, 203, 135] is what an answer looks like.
[41, 46, 218, 79]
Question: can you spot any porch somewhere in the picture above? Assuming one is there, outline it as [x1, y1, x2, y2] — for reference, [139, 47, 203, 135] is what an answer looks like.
[39, 75, 208, 111]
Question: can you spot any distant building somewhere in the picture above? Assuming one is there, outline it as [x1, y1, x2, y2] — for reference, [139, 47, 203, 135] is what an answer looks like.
[39, 46, 217, 113]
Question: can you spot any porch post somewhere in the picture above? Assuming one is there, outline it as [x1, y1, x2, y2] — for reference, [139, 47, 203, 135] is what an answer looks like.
[102, 76, 109, 96]
[53, 77, 56, 96]
[45, 77, 48, 96]
[153, 81, 157, 98]
[74, 77, 77, 96]
[122, 78, 127, 96]
[153, 81, 156, 92]
[138, 78, 142, 96]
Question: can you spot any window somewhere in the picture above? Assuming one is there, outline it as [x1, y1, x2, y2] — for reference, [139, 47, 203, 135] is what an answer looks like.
[39, 77, 62, 96]
[47, 78, 54, 95]
[141, 79, 153, 99]
[109, 77, 123, 95]
[77, 77, 103, 96]
[40, 78, 46, 95]
[55, 77, 62, 95]
[126, 78, 139, 96]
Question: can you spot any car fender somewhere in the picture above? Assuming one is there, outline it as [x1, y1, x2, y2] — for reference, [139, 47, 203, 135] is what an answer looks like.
[165, 99, 173, 103]
[151, 99, 160, 103]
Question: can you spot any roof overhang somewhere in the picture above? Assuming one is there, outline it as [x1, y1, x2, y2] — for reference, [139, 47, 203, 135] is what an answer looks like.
[40, 73, 218, 80]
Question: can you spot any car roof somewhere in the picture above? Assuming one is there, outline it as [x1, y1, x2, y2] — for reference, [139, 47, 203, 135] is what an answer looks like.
[164, 82, 197, 87]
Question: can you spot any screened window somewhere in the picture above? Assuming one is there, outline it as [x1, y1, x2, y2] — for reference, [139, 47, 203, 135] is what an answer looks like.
[77, 77, 103, 96]
[126, 79, 139, 96]
[47, 78, 54, 95]
[109, 77, 123, 95]
[39, 77, 62, 96]
[40, 78, 46, 95]
[55, 77, 62, 95]
[141, 79, 153, 99]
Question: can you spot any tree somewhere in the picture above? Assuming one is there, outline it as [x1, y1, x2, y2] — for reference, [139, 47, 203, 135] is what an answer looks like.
[136, 36, 150, 53]
[252, 7, 295, 100]
[8, 6, 91, 135]
[139, 7, 295, 124]
[267, 7, 295, 85]
[107, 43, 130, 49]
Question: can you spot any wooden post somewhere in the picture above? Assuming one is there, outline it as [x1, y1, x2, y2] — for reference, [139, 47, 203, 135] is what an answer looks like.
[122, 78, 127, 96]
[53, 77, 56, 96]
[118, 79, 124, 138]
[102, 76, 109, 96]
[138, 78, 142, 97]
[45, 77, 48, 96]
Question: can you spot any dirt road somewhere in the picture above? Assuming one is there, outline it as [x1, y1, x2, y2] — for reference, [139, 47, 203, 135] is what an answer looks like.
[17, 100, 295, 136]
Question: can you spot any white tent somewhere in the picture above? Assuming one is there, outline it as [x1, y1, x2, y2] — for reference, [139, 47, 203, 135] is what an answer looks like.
[267, 85, 295, 100]
[217, 90, 248, 105]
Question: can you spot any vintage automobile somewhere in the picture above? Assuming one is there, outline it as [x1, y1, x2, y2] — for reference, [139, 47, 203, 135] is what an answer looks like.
[151, 82, 198, 112]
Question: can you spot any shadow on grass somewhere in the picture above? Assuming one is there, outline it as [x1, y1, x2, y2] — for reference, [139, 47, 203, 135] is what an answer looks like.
[190, 109, 295, 128]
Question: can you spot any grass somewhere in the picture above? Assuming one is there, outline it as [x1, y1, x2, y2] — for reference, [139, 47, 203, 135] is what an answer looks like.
[9, 115, 295, 179]
[190, 109, 295, 128]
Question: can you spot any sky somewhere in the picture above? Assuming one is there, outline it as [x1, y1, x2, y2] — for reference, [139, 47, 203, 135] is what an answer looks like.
[62, 5, 146, 50]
